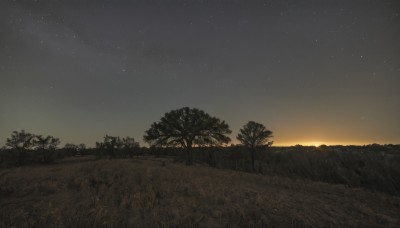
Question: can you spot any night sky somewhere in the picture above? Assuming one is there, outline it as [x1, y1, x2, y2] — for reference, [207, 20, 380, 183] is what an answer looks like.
[1, 0, 399, 147]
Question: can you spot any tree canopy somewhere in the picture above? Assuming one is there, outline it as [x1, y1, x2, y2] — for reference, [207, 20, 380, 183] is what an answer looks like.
[143, 107, 231, 164]
[237, 121, 273, 171]
[6, 130, 35, 150]
[33, 135, 61, 163]
[237, 121, 273, 148]
[34, 135, 61, 151]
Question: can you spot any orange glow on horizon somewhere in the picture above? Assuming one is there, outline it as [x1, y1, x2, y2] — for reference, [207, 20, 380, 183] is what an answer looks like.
[229, 139, 389, 147]
[273, 141, 384, 147]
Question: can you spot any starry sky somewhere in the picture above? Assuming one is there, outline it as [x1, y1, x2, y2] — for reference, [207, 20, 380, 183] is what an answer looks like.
[1, 0, 399, 147]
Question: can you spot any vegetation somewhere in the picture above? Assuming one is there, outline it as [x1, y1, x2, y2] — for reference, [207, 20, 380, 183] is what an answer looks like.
[96, 135, 140, 158]
[1, 131, 82, 167]
[0, 158, 399, 227]
[0, 107, 399, 227]
[96, 135, 123, 158]
[5, 130, 61, 165]
[1, 121, 399, 227]
[1, 125, 399, 197]
[6, 130, 35, 165]
[78, 143, 86, 156]
[144, 107, 231, 165]
[237, 121, 273, 171]
[142, 145, 400, 196]
[33, 135, 61, 163]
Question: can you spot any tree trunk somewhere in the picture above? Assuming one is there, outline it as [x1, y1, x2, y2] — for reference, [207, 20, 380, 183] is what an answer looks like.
[211, 149, 217, 167]
[17, 148, 25, 166]
[251, 147, 255, 172]
[42, 148, 46, 163]
[186, 143, 193, 165]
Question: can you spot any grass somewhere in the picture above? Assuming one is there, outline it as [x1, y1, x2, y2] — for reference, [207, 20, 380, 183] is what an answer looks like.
[185, 146, 400, 196]
[2, 145, 399, 196]
[1, 156, 399, 227]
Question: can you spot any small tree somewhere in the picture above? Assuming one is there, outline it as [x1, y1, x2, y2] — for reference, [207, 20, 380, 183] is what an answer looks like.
[144, 107, 231, 165]
[78, 143, 86, 156]
[6, 130, 35, 165]
[122, 137, 140, 158]
[98, 135, 123, 158]
[34, 135, 61, 163]
[64, 143, 79, 156]
[237, 121, 273, 172]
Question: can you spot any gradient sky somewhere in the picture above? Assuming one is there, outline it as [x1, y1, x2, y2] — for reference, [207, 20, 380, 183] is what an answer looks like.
[1, 0, 399, 147]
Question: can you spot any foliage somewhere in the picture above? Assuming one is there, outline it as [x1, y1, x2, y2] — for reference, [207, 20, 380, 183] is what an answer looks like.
[97, 135, 122, 158]
[5, 130, 35, 165]
[6, 130, 35, 150]
[153, 145, 400, 196]
[2, 131, 66, 166]
[122, 137, 139, 149]
[64, 143, 79, 156]
[144, 107, 231, 164]
[33, 135, 61, 163]
[121, 137, 140, 158]
[237, 121, 273, 148]
[96, 135, 139, 158]
[237, 121, 273, 171]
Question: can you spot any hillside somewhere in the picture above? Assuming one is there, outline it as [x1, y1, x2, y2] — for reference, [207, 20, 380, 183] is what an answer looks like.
[1, 157, 399, 227]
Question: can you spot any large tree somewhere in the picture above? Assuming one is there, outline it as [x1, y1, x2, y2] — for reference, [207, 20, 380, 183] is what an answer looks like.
[237, 121, 273, 172]
[144, 107, 232, 165]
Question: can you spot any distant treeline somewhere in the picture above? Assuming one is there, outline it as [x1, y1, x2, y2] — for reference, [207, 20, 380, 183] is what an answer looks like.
[2, 106, 400, 196]
[1, 141, 400, 196]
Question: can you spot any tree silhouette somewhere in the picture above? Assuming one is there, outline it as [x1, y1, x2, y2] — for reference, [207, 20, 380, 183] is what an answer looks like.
[122, 137, 140, 158]
[6, 130, 35, 150]
[98, 135, 123, 158]
[237, 121, 273, 172]
[6, 130, 35, 165]
[78, 143, 86, 156]
[64, 143, 79, 156]
[33, 135, 61, 163]
[122, 137, 139, 149]
[144, 107, 231, 165]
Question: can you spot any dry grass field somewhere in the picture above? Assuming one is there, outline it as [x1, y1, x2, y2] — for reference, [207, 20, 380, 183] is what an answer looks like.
[1, 157, 399, 227]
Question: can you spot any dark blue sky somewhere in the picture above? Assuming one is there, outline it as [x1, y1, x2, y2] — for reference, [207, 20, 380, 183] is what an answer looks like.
[1, 0, 399, 147]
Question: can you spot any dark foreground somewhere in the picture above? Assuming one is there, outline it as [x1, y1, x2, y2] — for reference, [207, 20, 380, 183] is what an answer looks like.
[0, 157, 399, 227]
